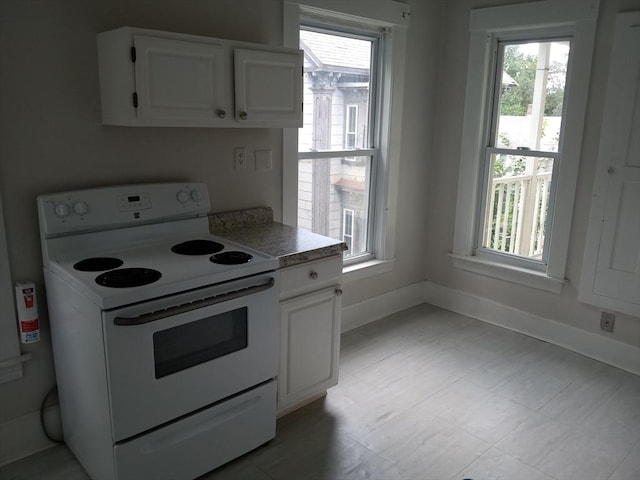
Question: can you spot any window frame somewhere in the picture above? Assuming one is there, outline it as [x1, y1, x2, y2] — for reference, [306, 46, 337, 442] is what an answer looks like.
[451, 0, 599, 294]
[283, 0, 410, 277]
[297, 22, 380, 265]
[476, 36, 571, 270]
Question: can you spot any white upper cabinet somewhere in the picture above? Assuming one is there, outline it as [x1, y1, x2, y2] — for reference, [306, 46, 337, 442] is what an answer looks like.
[97, 27, 302, 128]
[579, 12, 640, 317]
[133, 36, 229, 123]
[234, 49, 303, 125]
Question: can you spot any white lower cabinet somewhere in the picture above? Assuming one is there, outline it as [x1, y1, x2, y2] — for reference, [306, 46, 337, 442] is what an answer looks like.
[277, 256, 342, 415]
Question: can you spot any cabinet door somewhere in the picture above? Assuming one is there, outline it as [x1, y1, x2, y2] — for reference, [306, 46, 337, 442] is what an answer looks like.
[234, 49, 302, 126]
[579, 12, 640, 316]
[134, 36, 230, 123]
[278, 286, 341, 411]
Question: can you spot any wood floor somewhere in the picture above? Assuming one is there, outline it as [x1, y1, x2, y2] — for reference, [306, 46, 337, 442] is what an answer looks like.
[2, 303, 639, 480]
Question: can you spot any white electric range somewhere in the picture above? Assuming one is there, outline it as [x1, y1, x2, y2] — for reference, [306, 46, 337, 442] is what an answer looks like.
[38, 182, 279, 480]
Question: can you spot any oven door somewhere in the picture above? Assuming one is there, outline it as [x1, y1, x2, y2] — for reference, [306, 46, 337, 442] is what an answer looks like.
[102, 272, 279, 442]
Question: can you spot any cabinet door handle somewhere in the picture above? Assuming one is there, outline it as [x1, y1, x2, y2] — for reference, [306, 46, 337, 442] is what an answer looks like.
[239, 111, 248, 120]
[216, 109, 226, 119]
[309, 271, 318, 280]
[335, 288, 343, 296]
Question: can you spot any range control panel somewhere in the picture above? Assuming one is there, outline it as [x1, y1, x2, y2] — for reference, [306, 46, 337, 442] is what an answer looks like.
[37, 183, 210, 237]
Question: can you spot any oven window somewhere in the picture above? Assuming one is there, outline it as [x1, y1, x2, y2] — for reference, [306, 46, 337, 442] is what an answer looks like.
[153, 307, 248, 378]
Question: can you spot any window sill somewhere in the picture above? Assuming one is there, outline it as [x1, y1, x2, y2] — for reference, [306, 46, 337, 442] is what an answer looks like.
[450, 254, 565, 294]
[343, 258, 395, 283]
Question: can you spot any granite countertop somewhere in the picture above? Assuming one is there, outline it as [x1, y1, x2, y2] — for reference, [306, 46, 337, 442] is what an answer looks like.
[209, 207, 347, 268]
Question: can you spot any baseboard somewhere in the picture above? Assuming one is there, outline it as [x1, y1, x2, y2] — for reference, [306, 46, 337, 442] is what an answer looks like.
[341, 281, 425, 332]
[0, 407, 60, 467]
[424, 281, 640, 376]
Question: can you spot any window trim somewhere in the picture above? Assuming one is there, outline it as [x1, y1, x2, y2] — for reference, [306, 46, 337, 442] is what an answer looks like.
[283, 0, 409, 276]
[451, 0, 599, 293]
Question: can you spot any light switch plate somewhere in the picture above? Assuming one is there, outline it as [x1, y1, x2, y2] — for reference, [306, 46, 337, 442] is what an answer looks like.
[255, 149, 272, 172]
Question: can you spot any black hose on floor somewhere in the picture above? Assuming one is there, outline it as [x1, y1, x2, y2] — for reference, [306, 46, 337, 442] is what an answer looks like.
[40, 385, 64, 444]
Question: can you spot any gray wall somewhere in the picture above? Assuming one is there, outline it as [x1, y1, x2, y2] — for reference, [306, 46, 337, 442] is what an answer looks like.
[426, 0, 640, 346]
[0, 0, 439, 427]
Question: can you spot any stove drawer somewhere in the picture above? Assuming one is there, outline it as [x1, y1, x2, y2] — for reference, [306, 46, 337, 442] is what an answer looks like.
[114, 380, 276, 480]
[280, 255, 342, 299]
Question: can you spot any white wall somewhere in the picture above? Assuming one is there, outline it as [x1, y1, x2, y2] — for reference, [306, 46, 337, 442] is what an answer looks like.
[340, 0, 441, 305]
[0, 0, 440, 453]
[425, 0, 640, 350]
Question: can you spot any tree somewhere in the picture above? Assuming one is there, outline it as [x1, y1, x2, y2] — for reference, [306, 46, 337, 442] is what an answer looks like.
[500, 47, 536, 115]
[500, 44, 567, 116]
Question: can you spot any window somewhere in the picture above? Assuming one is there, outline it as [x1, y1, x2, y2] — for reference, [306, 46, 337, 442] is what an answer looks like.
[345, 104, 358, 160]
[480, 40, 569, 264]
[296, 26, 377, 261]
[343, 208, 355, 252]
[283, 0, 410, 272]
[451, 0, 598, 293]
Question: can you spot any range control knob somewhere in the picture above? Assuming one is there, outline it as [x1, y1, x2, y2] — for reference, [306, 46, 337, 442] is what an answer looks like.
[73, 201, 89, 216]
[177, 190, 190, 203]
[54, 203, 71, 218]
[190, 189, 203, 202]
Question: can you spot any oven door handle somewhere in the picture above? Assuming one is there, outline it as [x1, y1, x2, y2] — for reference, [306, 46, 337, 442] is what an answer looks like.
[113, 277, 275, 326]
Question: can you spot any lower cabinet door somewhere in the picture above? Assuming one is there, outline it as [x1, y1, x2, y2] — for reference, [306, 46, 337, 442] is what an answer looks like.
[278, 286, 341, 412]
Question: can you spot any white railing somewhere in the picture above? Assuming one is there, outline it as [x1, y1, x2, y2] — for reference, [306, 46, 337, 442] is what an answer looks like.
[485, 172, 552, 258]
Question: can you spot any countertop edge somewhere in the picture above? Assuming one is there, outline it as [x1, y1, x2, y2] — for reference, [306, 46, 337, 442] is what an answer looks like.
[208, 212, 347, 269]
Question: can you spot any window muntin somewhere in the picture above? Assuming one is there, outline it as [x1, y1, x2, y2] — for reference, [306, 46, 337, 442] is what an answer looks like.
[297, 26, 379, 263]
[478, 39, 570, 265]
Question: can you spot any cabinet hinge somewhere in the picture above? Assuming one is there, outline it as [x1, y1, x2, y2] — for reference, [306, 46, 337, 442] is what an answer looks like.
[130, 46, 136, 63]
[133, 92, 138, 108]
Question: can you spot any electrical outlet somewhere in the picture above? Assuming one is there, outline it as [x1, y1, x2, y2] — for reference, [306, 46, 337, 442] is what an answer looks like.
[234, 147, 247, 170]
[600, 312, 615, 332]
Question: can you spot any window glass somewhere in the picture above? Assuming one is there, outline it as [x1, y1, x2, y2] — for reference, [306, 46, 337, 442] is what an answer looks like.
[298, 156, 371, 258]
[494, 41, 570, 152]
[297, 27, 377, 261]
[483, 154, 554, 258]
[480, 40, 570, 262]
